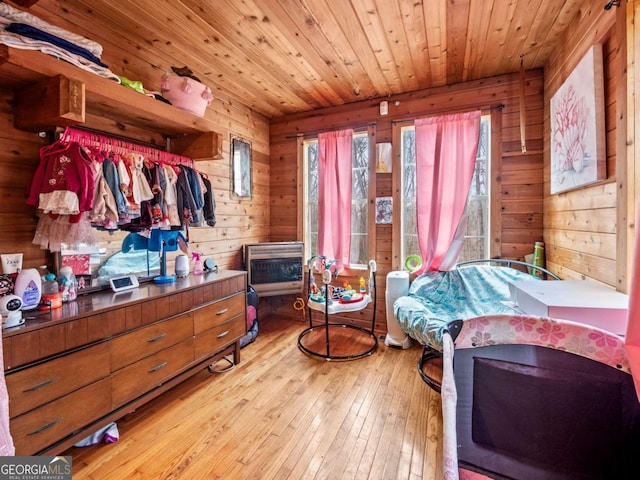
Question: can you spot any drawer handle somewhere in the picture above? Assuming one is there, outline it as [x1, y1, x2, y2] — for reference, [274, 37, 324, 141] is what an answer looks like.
[217, 330, 229, 339]
[28, 417, 62, 435]
[149, 361, 168, 373]
[216, 308, 229, 316]
[147, 333, 168, 343]
[23, 377, 58, 393]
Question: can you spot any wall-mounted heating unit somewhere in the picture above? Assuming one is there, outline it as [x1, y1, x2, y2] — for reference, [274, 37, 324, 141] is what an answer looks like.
[244, 242, 304, 297]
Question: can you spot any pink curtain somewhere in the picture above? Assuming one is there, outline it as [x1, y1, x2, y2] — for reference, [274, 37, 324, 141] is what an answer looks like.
[415, 111, 481, 273]
[317, 129, 353, 271]
[625, 203, 640, 400]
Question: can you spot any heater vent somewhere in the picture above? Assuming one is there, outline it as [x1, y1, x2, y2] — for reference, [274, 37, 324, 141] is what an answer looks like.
[244, 242, 304, 297]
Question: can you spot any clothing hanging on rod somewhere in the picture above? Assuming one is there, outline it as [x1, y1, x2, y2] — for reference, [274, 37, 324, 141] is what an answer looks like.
[28, 126, 216, 252]
[59, 126, 195, 169]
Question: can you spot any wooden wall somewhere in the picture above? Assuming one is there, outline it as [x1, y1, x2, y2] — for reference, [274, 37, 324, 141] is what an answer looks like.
[543, 5, 620, 288]
[0, 91, 48, 270]
[269, 70, 545, 331]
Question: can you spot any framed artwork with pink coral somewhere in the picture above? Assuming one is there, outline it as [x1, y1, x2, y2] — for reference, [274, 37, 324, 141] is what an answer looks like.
[550, 44, 606, 195]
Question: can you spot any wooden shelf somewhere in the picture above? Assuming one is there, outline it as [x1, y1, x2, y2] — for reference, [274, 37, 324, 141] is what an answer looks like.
[0, 45, 222, 159]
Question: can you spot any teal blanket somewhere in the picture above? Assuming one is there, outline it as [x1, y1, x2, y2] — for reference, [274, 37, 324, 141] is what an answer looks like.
[394, 265, 536, 350]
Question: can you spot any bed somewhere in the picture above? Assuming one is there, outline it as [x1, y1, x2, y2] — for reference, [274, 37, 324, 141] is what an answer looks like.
[393, 261, 640, 479]
[394, 259, 557, 391]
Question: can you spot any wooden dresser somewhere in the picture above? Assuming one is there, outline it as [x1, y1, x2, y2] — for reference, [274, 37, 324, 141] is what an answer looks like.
[2, 270, 247, 455]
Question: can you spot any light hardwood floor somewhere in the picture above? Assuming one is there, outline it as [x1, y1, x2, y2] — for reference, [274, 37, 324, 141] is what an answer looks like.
[64, 316, 444, 480]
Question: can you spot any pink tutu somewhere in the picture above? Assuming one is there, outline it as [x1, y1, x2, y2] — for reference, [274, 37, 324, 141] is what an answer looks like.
[33, 212, 96, 252]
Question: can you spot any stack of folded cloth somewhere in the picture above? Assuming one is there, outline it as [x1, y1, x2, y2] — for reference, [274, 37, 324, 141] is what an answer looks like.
[0, 1, 120, 83]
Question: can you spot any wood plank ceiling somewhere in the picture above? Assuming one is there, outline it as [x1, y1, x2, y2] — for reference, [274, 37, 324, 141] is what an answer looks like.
[22, 0, 598, 119]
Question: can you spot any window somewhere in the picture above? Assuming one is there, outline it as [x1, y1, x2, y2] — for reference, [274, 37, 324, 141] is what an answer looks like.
[399, 115, 490, 263]
[303, 132, 371, 267]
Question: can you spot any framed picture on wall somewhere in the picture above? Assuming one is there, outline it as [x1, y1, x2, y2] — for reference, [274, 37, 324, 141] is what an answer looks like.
[376, 142, 392, 173]
[375, 197, 393, 224]
[550, 44, 606, 194]
[231, 136, 252, 198]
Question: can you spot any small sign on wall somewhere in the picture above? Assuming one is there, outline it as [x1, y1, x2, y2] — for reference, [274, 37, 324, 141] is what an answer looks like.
[376, 143, 392, 173]
[376, 197, 393, 224]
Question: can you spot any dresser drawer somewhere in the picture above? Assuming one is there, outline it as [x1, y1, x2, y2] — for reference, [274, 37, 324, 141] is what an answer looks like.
[193, 293, 245, 335]
[6, 343, 110, 419]
[194, 314, 246, 361]
[11, 377, 111, 456]
[110, 313, 193, 371]
[111, 338, 194, 409]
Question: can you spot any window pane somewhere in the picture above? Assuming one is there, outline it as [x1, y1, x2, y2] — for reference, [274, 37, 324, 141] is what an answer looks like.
[460, 117, 490, 262]
[304, 133, 369, 266]
[400, 116, 490, 264]
[352, 167, 368, 200]
[464, 197, 486, 237]
[459, 237, 485, 263]
[351, 134, 368, 265]
[350, 234, 367, 267]
[401, 128, 419, 258]
[353, 136, 369, 168]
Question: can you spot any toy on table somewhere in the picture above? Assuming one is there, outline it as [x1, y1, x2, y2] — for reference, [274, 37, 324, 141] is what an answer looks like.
[307, 255, 334, 304]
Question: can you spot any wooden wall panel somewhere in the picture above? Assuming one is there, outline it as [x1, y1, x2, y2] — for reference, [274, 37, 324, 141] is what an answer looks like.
[269, 70, 545, 330]
[0, 91, 50, 270]
[543, 7, 619, 288]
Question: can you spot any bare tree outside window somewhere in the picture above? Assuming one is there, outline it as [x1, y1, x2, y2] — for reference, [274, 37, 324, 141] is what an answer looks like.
[350, 135, 369, 266]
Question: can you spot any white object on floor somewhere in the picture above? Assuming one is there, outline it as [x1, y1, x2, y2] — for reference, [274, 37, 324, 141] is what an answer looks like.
[385, 271, 411, 349]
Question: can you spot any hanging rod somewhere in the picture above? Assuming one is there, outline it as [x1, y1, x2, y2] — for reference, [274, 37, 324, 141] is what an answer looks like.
[389, 105, 504, 125]
[284, 122, 376, 140]
[59, 126, 195, 168]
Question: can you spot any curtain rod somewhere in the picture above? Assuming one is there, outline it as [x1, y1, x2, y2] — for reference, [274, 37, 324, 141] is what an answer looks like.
[60, 126, 195, 168]
[284, 122, 376, 140]
[57, 125, 167, 150]
[389, 104, 505, 125]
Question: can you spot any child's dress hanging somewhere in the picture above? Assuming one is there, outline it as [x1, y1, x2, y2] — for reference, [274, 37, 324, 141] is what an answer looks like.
[28, 139, 97, 251]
